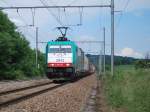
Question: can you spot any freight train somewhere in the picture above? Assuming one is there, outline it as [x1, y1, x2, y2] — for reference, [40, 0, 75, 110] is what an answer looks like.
[46, 32, 95, 80]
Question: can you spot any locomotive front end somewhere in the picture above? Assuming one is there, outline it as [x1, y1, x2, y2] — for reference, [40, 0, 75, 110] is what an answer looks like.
[46, 42, 74, 79]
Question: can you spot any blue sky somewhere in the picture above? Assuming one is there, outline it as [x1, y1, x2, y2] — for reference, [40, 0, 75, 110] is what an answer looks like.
[0, 0, 150, 58]
[115, 9, 150, 58]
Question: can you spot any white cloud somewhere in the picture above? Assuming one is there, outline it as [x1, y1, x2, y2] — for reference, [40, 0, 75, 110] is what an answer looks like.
[116, 47, 143, 58]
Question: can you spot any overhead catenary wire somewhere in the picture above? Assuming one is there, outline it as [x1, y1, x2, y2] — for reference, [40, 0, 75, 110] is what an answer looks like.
[1, 0, 33, 28]
[38, 41, 105, 44]
[62, 7, 84, 27]
[16, 9, 32, 26]
[101, 0, 105, 29]
[47, 0, 58, 5]
[116, 0, 131, 29]
[1, 0, 14, 7]
[16, 10, 36, 41]
[1, 1, 114, 75]
[2, 1, 36, 41]
[44, 0, 63, 24]
[43, 0, 83, 27]
[117, 0, 125, 11]
[58, 8, 61, 24]
[78, 7, 83, 26]
[39, 0, 64, 27]
[63, 8, 69, 26]
[31, 8, 35, 26]
[55, 0, 83, 27]
[0, 5, 111, 10]
[16, 25, 35, 43]
[67, 0, 79, 6]
[1, 0, 9, 6]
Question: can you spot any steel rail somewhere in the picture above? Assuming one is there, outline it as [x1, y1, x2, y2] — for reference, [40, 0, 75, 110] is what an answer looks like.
[0, 81, 53, 96]
[0, 82, 68, 108]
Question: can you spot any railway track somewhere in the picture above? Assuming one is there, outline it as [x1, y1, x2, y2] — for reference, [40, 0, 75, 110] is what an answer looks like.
[0, 81, 68, 108]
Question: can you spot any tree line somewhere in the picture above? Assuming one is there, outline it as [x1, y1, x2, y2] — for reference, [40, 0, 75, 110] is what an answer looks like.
[135, 52, 150, 69]
[87, 54, 150, 71]
[0, 11, 46, 80]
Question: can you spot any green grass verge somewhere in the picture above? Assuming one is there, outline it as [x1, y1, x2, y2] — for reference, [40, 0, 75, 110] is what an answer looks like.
[103, 65, 150, 112]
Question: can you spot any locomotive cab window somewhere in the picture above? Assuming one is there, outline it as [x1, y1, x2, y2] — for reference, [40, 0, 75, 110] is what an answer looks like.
[49, 45, 72, 53]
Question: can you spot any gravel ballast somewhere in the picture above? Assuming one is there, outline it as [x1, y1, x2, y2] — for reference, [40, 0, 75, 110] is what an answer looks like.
[0, 74, 97, 112]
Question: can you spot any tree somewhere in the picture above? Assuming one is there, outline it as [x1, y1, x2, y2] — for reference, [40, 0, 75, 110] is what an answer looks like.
[0, 11, 45, 80]
[134, 52, 150, 69]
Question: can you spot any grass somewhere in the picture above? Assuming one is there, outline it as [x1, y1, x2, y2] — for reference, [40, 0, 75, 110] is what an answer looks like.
[103, 65, 150, 112]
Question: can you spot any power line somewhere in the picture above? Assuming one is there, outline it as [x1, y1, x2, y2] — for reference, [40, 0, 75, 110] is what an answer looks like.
[124, 0, 131, 10]
[39, 0, 64, 26]
[16, 9, 31, 26]
[31, 8, 35, 26]
[78, 7, 83, 26]
[1, 1, 35, 41]
[62, 8, 68, 26]
[0, 5, 111, 10]
[45, 0, 62, 23]
[44, 0, 61, 15]
[1, 0, 12, 6]
[1, 2, 114, 76]
[46, 0, 58, 5]
[38, 41, 104, 44]
[62, 7, 84, 27]
[116, 0, 131, 29]
[1, 0, 9, 6]
[16, 10, 35, 41]
[67, 0, 79, 6]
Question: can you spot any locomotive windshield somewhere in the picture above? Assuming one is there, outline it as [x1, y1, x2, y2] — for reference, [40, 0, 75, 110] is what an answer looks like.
[49, 45, 72, 53]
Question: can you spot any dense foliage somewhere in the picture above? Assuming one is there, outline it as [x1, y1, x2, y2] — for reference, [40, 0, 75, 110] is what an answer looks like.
[0, 11, 45, 80]
[135, 59, 150, 69]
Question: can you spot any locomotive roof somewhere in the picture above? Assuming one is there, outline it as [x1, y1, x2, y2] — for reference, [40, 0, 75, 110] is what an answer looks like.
[47, 40, 84, 53]
[47, 40, 76, 46]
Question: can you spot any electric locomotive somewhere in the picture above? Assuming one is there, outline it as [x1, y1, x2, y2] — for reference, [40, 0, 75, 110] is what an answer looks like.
[46, 27, 95, 80]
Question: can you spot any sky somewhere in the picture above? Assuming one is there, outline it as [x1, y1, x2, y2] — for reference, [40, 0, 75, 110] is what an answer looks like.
[0, 0, 150, 58]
